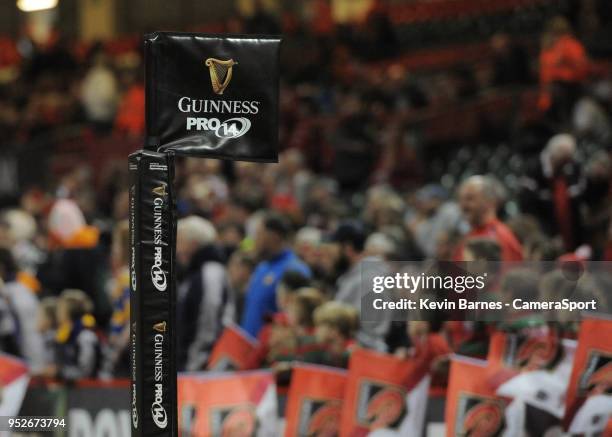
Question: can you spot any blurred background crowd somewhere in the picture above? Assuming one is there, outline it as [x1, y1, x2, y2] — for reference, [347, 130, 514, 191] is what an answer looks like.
[0, 0, 611, 388]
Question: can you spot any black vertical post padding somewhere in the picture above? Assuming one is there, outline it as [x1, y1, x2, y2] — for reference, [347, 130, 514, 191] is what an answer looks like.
[130, 150, 178, 436]
[168, 150, 178, 437]
[129, 152, 141, 435]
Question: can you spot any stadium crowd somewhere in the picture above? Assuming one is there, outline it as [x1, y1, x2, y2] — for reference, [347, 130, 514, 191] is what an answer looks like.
[0, 1, 610, 394]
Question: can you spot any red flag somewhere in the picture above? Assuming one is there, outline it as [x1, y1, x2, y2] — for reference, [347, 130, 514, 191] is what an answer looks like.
[178, 372, 200, 437]
[487, 329, 563, 373]
[339, 348, 430, 437]
[486, 331, 576, 435]
[284, 364, 347, 437]
[0, 353, 29, 416]
[564, 316, 612, 435]
[207, 325, 259, 371]
[446, 356, 508, 437]
[178, 370, 277, 437]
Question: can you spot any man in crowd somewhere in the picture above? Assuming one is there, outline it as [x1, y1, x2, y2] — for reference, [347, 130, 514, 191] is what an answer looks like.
[176, 216, 234, 371]
[37, 199, 110, 326]
[241, 212, 310, 337]
[0, 248, 44, 373]
[520, 134, 586, 251]
[457, 175, 524, 262]
[409, 184, 467, 259]
[331, 220, 390, 351]
[539, 16, 589, 126]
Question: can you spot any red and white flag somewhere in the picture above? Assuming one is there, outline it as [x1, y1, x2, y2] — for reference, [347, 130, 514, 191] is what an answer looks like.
[486, 329, 576, 435]
[207, 324, 259, 371]
[339, 348, 430, 437]
[564, 315, 612, 436]
[178, 370, 277, 437]
[446, 355, 508, 437]
[284, 364, 347, 437]
[0, 353, 29, 416]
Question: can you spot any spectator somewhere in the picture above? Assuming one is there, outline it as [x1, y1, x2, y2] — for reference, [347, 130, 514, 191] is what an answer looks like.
[53, 289, 100, 381]
[395, 321, 451, 387]
[313, 301, 358, 368]
[80, 52, 119, 132]
[506, 215, 543, 247]
[276, 270, 312, 315]
[294, 226, 322, 270]
[36, 297, 58, 377]
[573, 81, 612, 142]
[330, 220, 390, 350]
[539, 16, 589, 126]
[363, 185, 405, 229]
[37, 199, 110, 326]
[250, 270, 311, 368]
[584, 150, 612, 257]
[523, 236, 562, 262]
[520, 134, 586, 251]
[2, 208, 41, 272]
[457, 176, 523, 262]
[265, 288, 325, 366]
[462, 237, 502, 263]
[241, 212, 310, 337]
[0, 247, 44, 373]
[540, 268, 607, 325]
[364, 232, 396, 259]
[500, 268, 541, 308]
[454, 237, 503, 355]
[286, 287, 325, 336]
[176, 216, 234, 371]
[0, 289, 17, 357]
[408, 184, 466, 259]
[113, 67, 145, 137]
[218, 221, 246, 259]
[227, 250, 256, 320]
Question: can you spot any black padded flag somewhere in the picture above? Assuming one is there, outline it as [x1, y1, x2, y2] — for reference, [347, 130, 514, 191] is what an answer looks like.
[144, 32, 281, 162]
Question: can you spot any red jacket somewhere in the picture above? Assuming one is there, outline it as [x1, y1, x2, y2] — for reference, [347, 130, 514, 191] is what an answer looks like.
[540, 35, 589, 86]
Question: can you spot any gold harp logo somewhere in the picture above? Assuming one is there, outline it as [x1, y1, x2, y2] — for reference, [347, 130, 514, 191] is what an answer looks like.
[205, 58, 237, 95]
[153, 321, 166, 333]
[152, 184, 167, 197]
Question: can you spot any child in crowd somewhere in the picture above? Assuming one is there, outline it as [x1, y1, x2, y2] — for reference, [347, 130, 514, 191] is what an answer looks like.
[267, 291, 361, 392]
[35, 297, 58, 378]
[312, 301, 359, 368]
[227, 250, 256, 319]
[276, 270, 312, 315]
[286, 287, 326, 336]
[265, 287, 326, 391]
[395, 320, 451, 387]
[266, 287, 325, 366]
[250, 270, 310, 367]
[53, 289, 100, 381]
[447, 237, 502, 357]
[462, 237, 502, 263]
[539, 268, 606, 337]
